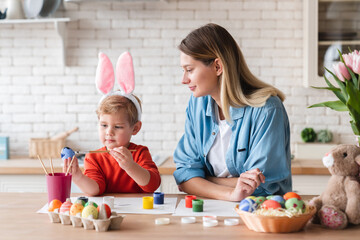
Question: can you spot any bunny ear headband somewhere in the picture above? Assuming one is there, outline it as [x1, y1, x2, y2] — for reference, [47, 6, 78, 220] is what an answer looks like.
[95, 51, 141, 121]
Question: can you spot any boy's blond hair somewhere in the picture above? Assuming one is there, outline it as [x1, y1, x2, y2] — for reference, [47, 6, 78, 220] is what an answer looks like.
[96, 95, 142, 126]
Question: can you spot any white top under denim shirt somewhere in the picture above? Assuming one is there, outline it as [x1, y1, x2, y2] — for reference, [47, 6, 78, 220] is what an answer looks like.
[207, 104, 232, 177]
[173, 95, 292, 196]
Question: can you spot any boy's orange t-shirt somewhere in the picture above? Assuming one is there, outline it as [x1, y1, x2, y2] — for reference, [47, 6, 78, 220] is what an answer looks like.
[84, 143, 161, 195]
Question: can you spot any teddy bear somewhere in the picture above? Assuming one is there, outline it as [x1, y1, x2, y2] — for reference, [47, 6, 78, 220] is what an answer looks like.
[310, 144, 360, 229]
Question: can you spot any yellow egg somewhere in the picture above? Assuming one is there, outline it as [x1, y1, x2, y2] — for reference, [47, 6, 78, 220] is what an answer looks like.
[245, 196, 256, 200]
[82, 205, 98, 219]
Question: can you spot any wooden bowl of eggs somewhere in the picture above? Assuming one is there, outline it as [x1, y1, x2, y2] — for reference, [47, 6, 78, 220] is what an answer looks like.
[235, 192, 316, 233]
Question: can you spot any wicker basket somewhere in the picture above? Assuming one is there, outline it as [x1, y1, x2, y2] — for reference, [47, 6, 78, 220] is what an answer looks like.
[29, 138, 65, 159]
[235, 205, 316, 233]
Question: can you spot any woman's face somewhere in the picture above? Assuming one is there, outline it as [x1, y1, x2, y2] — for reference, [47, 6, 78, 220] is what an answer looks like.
[180, 52, 220, 99]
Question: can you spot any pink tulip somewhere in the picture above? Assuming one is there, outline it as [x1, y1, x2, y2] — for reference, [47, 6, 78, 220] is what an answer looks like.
[333, 62, 351, 81]
[342, 53, 353, 71]
[352, 52, 360, 74]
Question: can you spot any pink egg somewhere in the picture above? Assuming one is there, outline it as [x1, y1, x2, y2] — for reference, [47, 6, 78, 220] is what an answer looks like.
[262, 199, 282, 210]
[60, 199, 72, 213]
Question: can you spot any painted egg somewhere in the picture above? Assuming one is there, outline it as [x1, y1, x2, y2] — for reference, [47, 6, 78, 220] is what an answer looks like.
[239, 198, 257, 212]
[48, 199, 62, 212]
[262, 200, 282, 210]
[254, 196, 266, 205]
[267, 195, 285, 207]
[82, 205, 99, 219]
[283, 192, 301, 200]
[75, 199, 85, 206]
[77, 196, 88, 205]
[70, 203, 84, 216]
[245, 196, 256, 200]
[285, 198, 305, 213]
[85, 201, 98, 208]
[266, 195, 274, 199]
[60, 147, 75, 160]
[59, 198, 72, 214]
[97, 203, 111, 219]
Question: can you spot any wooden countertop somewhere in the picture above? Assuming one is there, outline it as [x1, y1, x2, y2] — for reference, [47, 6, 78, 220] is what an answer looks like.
[1, 192, 359, 239]
[0, 156, 329, 176]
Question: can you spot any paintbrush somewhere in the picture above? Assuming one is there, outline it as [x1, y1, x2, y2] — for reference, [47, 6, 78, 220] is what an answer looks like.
[74, 149, 136, 154]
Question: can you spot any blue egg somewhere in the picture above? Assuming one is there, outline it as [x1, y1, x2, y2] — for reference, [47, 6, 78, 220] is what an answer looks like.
[267, 195, 285, 207]
[61, 147, 75, 160]
[239, 198, 257, 212]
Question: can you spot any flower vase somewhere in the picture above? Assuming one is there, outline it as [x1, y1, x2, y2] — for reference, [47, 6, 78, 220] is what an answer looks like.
[6, 0, 24, 19]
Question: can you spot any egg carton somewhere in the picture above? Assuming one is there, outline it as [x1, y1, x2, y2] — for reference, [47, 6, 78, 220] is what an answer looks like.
[48, 211, 125, 232]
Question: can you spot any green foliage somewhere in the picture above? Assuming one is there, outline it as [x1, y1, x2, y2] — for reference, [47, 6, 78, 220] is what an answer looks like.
[309, 49, 360, 145]
[317, 129, 333, 143]
[301, 128, 316, 143]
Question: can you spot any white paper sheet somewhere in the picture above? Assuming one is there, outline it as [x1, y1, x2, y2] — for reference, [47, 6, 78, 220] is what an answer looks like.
[37, 196, 177, 215]
[172, 199, 239, 217]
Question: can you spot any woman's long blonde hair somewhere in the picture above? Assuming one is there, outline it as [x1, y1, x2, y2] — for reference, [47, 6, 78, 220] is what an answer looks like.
[178, 23, 285, 122]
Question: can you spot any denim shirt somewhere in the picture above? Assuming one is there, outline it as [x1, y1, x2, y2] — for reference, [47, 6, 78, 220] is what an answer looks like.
[173, 95, 292, 196]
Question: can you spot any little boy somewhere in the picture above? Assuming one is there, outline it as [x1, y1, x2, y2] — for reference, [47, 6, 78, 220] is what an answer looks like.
[63, 94, 161, 196]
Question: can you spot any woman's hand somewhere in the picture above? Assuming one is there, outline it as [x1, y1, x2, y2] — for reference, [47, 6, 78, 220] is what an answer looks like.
[62, 156, 83, 182]
[229, 168, 265, 202]
[110, 146, 136, 171]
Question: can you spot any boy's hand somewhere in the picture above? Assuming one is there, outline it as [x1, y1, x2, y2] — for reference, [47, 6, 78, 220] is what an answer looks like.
[63, 156, 83, 182]
[110, 146, 136, 170]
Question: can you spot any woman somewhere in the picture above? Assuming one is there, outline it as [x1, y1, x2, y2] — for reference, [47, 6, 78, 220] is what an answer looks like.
[173, 23, 291, 202]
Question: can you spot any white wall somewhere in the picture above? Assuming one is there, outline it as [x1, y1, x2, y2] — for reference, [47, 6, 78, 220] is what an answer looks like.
[0, 0, 354, 158]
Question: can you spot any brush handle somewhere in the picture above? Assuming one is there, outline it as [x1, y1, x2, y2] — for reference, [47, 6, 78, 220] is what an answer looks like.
[75, 149, 135, 154]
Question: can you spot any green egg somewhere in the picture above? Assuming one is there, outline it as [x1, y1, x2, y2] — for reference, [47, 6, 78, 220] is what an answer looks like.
[285, 198, 305, 213]
[75, 199, 85, 206]
[266, 195, 274, 200]
[84, 201, 98, 208]
[254, 196, 266, 205]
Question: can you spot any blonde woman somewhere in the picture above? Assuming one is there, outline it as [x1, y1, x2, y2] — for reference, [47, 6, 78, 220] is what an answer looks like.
[173, 23, 291, 201]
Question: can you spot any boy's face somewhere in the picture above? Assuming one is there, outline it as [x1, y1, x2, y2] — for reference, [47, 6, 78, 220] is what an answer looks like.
[98, 110, 140, 150]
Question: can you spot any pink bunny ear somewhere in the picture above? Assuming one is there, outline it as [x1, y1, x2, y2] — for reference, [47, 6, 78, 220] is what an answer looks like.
[116, 52, 135, 94]
[96, 52, 115, 95]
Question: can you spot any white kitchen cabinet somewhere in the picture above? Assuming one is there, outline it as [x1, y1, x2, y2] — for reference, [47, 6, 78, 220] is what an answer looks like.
[303, 0, 360, 87]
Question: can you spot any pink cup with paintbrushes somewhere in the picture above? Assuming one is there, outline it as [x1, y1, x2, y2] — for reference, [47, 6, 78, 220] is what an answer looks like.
[37, 152, 75, 203]
[46, 173, 72, 203]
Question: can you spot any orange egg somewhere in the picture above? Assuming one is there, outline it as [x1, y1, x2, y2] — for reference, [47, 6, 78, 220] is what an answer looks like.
[283, 192, 301, 200]
[262, 200, 282, 210]
[48, 199, 62, 212]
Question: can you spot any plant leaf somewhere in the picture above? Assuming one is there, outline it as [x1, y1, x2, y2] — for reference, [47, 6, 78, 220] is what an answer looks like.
[325, 67, 348, 101]
[308, 100, 348, 111]
[311, 86, 340, 91]
[347, 103, 360, 125]
[346, 81, 360, 114]
[350, 120, 360, 135]
[324, 75, 346, 103]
